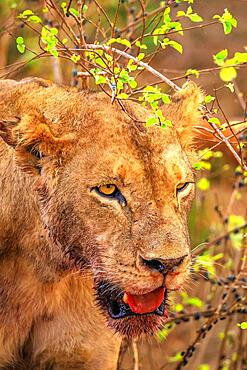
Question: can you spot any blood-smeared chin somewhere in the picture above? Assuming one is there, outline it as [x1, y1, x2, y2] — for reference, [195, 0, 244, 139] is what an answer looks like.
[95, 280, 169, 338]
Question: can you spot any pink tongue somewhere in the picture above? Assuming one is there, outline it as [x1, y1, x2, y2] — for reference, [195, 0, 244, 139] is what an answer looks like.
[123, 287, 165, 314]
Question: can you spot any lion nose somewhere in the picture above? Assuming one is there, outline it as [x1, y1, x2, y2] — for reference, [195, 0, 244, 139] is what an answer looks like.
[140, 255, 187, 273]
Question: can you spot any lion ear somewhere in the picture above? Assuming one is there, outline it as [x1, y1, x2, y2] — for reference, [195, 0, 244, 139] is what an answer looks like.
[170, 82, 204, 151]
[0, 114, 74, 176]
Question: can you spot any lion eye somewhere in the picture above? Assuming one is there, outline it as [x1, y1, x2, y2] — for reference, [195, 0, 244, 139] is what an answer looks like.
[96, 184, 118, 196]
[176, 182, 190, 193]
[94, 184, 127, 206]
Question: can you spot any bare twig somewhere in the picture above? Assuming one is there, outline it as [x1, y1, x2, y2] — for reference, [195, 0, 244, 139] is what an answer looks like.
[132, 339, 139, 370]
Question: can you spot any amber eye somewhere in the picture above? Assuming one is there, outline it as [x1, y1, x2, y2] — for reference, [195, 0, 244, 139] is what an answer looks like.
[93, 184, 127, 206]
[96, 184, 118, 196]
[176, 182, 190, 193]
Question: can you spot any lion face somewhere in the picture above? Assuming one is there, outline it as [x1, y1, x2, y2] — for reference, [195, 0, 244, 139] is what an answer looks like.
[0, 79, 202, 338]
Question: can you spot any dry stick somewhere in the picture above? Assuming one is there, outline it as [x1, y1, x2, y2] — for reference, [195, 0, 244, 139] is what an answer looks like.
[133, 63, 247, 90]
[45, 0, 79, 45]
[117, 339, 129, 370]
[77, 0, 89, 89]
[233, 80, 246, 112]
[171, 62, 247, 81]
[0, 52, 47, 78]
[193, 223, 247, 255]
[93, 0, 112, 29]
[43, 9, 63, 84]
[120, 4, 167, 33]
[111, 0, 121, 38]
[137, 0, 146, 42]
[66, 0, 73, 14]
[71, 44, 181, 91]
[234, 320, 244, 370]
[217, 316, 232, 369]
[134, 20, 219, 42]
[133, 15, 164, 81]
[196, 126, 247, 158]
[214, 89, 243, 166]
[175, 265, 247, 370]
[132, 339, 139, 370]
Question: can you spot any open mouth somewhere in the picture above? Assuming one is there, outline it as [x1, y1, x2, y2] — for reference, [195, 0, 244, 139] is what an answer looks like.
[96, 280, 168, 319]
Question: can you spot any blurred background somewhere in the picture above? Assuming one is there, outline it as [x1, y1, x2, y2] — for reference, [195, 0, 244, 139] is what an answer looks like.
[0, 1, 246, 369]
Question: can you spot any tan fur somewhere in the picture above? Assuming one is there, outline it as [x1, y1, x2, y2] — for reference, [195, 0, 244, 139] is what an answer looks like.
[0, 78, 203, 369]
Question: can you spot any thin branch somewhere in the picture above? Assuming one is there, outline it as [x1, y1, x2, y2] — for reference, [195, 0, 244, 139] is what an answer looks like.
[69, 44, 181, 91]
[132, 339, 139, 370]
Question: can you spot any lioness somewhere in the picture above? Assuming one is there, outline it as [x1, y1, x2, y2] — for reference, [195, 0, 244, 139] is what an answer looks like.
[0, 78, 202, 369]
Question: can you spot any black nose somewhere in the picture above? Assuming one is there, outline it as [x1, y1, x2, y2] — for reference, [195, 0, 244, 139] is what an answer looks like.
[141, 255, 187, 273]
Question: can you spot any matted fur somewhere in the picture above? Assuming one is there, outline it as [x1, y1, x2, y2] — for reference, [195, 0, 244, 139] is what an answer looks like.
[0, 78, 203, 369]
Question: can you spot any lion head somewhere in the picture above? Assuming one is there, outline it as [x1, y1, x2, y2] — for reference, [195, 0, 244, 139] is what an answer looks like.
[0, 78, 202, 338]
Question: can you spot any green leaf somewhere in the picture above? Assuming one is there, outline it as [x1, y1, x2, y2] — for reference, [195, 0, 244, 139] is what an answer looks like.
[197, 177, 210, 191]
[137, 53, 145, 61]
[233, 52, 247, 64]
[16, 37, 25, 53]
[193, 251, 218, 277]
[178, 6, 202, 22]
[108, 38, 131, 49]
[95, 57, 107, 68]
[186, 68, 199, 78]
[213, 49, 228, 66]
[28, 15, 42, 23]
[186, 296, 204, 308]
[169, 40, 183, 54]
[82, 5, 88, 13]
[204, 95, 215, 103]
[70, 8, 79, 17]
[157, 323, 175, 342]
[146, 117, 158, 127]
[193, 161, 211, 171]
[117, 93, 129, 99]
[17, 44, 26, 53]
[161, 119, 172, 128]
[128, 78, 137, 89]
[199, 365, 210, 370]
[198, 148, 214, 160]
[237, 322, 247, 330]
[208, 117, 221, 125]
[50, 49, 59, 58]
[220, 66, 237, 82]
[161, 38, 183, 54]
[18, 9, 33, 18]
[16, 36, 24, 44]
[50, 28, 58, 36]
[95, 75, 107, 85]
[213, 9, 237, 35]
[163, 6, 171, 16]
[61, 2, 67, 14]
[127, 63, 138, 72]
[177, 10, 185, 17]
[228, 214, 245, 229]
[188, 12, 203, 22]
[187, 6, 193, 14]
[70, 54, 81, 63]
[135, 40, 147, 49]
[168, 352, 183, 363]
[174, 303, 183, 312]
[22, 9, 34, 16]
[162, 94, 171, 104]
